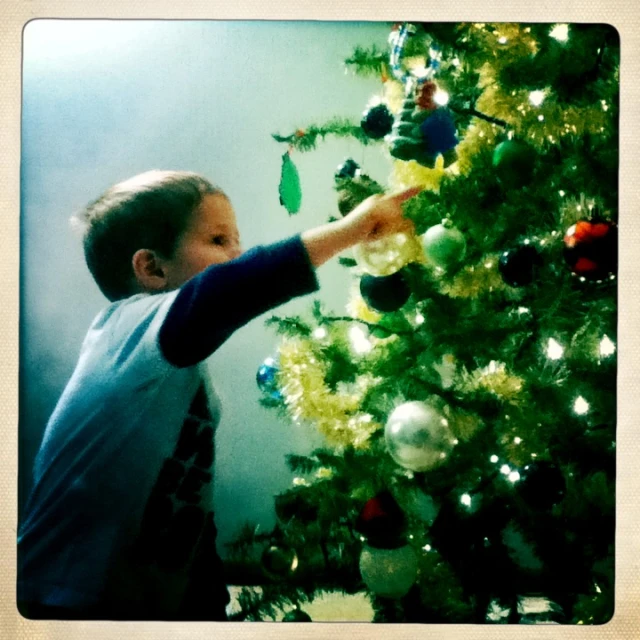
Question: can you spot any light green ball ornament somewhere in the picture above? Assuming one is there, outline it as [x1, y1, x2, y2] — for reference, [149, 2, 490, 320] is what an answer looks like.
[421, 219, 466, 270]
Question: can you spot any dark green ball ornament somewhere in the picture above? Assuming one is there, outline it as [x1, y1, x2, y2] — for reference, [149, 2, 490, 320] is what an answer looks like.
[360, 270, 411, 312]
[282, 608, 312, 622]
[261, 544, 299, 579]
[519, 461, 566, 510]
[498, 243, 543, 287]
[492, 139, 536, 189]
[361, 104, 394, 139]
[335, 158, 361, 180]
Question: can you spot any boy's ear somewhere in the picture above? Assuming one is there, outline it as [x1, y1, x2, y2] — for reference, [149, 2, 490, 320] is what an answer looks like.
[132, 249, 167, 292]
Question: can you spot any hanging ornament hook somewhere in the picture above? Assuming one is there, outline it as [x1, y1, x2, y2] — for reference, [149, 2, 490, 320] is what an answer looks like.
[389, 23, 438, 92]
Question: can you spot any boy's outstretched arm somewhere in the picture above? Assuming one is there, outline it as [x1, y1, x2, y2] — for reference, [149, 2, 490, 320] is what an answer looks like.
[159, 186, 421, 368]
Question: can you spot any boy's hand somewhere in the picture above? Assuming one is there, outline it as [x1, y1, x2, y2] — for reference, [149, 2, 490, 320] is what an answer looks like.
[301, 186, 422, 268]
[344, 186, 422, 243]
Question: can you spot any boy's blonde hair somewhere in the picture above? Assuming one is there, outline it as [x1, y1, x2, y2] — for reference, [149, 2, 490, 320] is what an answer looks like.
[73, 170, 224, 301]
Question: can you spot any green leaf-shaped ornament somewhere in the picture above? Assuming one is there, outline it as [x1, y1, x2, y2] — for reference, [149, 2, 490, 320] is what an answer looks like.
[279, 151, 302, 214]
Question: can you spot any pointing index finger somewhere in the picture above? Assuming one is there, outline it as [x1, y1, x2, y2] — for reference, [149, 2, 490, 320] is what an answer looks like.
[388, 186, 423, 203]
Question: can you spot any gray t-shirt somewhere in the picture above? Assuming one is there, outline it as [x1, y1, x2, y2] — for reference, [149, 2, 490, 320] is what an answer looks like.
[18, 291, 228, 618]
[18, 234, 319, 620]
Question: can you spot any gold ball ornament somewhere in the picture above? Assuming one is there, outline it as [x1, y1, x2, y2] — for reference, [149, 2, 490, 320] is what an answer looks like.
[359, 543, 418, 598]
[354, 232, 424, 276]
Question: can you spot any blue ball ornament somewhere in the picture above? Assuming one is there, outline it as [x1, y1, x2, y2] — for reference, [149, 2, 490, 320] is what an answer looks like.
[256, 357, 282, 400]
[419, 108, 458, 157]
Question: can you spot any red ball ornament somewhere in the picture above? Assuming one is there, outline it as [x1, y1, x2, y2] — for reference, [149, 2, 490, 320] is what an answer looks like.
[355, 491, 406, 547]
[415, 81, 438, 111]
[563, 219, 617, 280]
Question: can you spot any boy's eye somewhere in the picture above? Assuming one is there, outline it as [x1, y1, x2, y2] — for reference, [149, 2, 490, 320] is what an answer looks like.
[212, 235, 227, 246]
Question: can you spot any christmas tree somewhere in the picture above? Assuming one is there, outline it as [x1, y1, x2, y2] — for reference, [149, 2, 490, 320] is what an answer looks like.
[226, 22, 618, 624]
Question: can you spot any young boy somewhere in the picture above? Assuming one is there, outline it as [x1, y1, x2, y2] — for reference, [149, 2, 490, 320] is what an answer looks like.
[17, 169, 420, 621]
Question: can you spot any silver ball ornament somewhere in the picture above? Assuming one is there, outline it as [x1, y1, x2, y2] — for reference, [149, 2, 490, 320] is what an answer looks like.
[384, 400, 453, 472]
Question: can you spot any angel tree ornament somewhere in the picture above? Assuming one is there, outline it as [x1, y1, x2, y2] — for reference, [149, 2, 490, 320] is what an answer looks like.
[387, 24, 459, 168]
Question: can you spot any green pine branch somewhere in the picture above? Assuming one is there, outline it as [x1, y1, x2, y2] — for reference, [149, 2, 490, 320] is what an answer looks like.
[272, 117, 374, 152]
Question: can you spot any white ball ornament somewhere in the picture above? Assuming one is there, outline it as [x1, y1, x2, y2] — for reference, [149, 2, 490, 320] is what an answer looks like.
[384, 400, 453, 472]
[354, 232, 422, 276]
[359, 543, 418, 598]
[421, 219, 466, 271]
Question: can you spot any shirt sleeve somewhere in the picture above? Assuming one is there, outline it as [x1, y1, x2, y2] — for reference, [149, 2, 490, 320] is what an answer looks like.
[158, 234, 319, 367]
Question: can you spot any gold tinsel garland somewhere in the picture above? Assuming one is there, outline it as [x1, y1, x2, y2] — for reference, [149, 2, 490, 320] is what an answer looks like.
[439, 254, 510, 299]
[476, 63, 610, 148]
[457, 360, 526, 405]
[276, 337, 382, 448]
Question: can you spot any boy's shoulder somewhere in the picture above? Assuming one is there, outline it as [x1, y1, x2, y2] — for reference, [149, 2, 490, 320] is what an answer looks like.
[91, 290, 179, 332]
[81, 290, 181, 363]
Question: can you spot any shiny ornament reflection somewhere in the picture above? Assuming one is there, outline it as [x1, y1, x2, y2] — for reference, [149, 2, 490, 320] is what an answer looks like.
[354, 232, 422, 276]
[384, 400, 453, 471]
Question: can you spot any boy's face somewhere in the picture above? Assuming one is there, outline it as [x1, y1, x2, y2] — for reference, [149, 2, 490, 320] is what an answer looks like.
[160, 193, 243, 289]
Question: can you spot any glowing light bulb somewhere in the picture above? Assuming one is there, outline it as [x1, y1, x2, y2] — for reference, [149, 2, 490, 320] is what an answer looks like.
[546, 338, 564, 360]
[508, 471, 521, 483]
[574, 396, 590, 415]
[514, 437, 522, 444]
[559, 190, 566, 197]
[500, 464, 511, 475]
[349, 325, 372, 354]
[538, 114, 545, 121]
[452, 57, 461, 66]
[423, 544, 432, 551]
[518, 307, 530, 314]
[599, 335, 616, 357]
[550, 24, 570, 42]
[313, 327, 328, 339]
[460, 493, 472, 507]
[434, 89, 450, 105]
[498, 36, 508, 44]
[490, 455, 499, 463]
[529, 90, 546, 106]
[415, 313, 425, 325]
